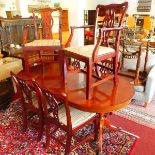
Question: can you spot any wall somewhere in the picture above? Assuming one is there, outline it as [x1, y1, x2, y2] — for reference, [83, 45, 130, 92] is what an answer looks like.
[84, 0, 138, 16]
[62, 0, 84, 46]
[0, 0, 139, 46]
[0, 0, 17, 17]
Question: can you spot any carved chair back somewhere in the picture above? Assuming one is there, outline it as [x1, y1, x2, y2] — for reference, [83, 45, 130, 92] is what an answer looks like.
[11, 72, 42, 111]
[32, 7, 62, 42]
[32, 80, 99, 153]
[11, 72, 44, 140]
[33, 81, 72, 130]
[94, 2, 128, 48]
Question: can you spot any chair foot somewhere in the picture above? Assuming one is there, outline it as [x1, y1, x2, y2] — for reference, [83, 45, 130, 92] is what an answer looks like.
[144, 102, 148, 108]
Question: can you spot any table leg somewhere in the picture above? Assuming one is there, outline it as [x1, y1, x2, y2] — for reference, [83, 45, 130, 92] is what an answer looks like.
[98, 113, 104, 154]
[98, 113, 118, 154]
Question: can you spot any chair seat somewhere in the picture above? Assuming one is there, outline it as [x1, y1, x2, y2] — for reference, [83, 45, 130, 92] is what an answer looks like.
[57, 105, 96, 128]
[64, 45, 115, 58]
[134, 85, 144, 93]
[25, 39, 60, 47]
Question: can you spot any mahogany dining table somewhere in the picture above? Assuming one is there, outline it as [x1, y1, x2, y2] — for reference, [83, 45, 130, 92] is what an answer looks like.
[17, 62, 135, 154]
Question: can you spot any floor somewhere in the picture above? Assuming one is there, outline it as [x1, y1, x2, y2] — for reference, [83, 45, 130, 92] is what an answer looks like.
[110, 114, 155, 155]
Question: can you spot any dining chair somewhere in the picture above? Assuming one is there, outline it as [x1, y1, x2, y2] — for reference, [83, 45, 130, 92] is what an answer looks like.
[11, 72, 43, 141]
[23, 7, 62, 73]
[119, 40, 145, 85]
[61, 2, 128, 99]
[33, 81, 99, 154]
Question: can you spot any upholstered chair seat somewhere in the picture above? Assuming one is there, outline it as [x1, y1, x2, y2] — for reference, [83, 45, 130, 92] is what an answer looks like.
[58, 104, 96, 128]
[65, 45, 115, 58]
[25, 39, 60, 47]
[134, 85, 144, 93]
[133, 65, 155, 107]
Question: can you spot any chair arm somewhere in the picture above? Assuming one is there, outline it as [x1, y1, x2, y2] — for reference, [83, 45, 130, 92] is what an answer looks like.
[65, 25, 95, 47]
[70, 25, 95, 29]
[99, 27, 123, 32]
[145, 65, 155, 103]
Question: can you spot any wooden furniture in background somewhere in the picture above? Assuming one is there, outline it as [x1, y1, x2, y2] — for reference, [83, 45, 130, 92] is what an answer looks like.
[84, 10, 96, 45]
[0, 9, 69, 49]
[143, 16, 155, 31]
[0, 17, 41, 48]
[119, 41, 146, 85]
[119, 39, 155, 107]
[62, 2, 128, 99]
[17, 62, 134, 154]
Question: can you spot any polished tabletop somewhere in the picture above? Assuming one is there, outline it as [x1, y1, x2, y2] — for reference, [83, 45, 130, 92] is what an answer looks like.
[18, 63, 134, 113]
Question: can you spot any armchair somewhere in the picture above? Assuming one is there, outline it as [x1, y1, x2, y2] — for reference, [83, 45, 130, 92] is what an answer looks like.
[61, 2, 128, 99]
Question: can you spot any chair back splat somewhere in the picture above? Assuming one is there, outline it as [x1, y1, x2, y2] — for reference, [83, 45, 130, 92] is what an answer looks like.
[32, 8, 62, 41]
[33, 81, 99, 154]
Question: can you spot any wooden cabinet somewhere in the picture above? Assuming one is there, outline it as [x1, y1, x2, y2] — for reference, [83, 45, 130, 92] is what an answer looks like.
[0, 10, 69, 49]
[0, 18, 41, 48]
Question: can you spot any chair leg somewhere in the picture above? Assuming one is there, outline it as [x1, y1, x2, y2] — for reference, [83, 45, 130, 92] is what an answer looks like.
[45, 123, 51, 150]
[22, 108, 27, 131]
[113, 57, 119, 85]
[37, 116, 44, 141]
[94, 116, 100, 141]
[144, 102, 148, 108]
[65, 133, 71, 155]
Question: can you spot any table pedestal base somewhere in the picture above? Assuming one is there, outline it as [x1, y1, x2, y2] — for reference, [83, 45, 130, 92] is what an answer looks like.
[97, 113, 119, 154]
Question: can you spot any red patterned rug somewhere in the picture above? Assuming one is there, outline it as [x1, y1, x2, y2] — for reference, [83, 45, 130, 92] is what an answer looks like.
[0, 102, 138, 154]
[115, 99, 155, 129]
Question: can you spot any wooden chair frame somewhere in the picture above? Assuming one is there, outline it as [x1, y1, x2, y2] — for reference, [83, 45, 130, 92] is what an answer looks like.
[11, 72, 44, 141]
[33, 81, 99, 154]
[61, 2, 128, 99]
